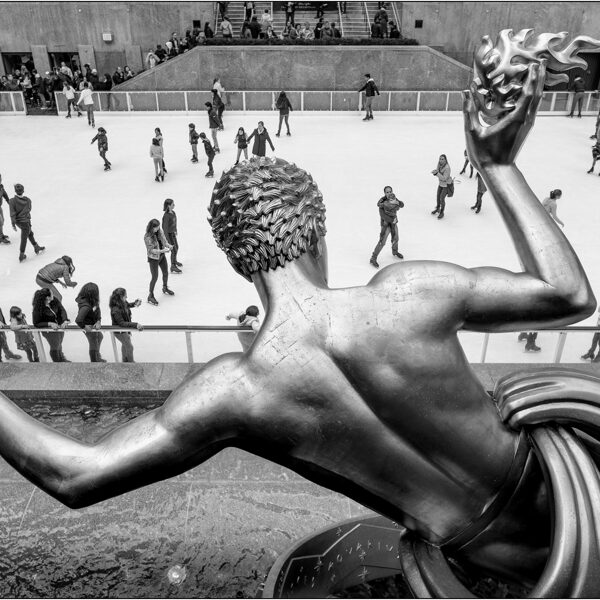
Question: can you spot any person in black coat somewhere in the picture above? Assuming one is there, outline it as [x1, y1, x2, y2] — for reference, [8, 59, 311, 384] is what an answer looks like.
[249, 16, 261, 39]
[32, 287, 70, 362]
[247, 121, 275, 157]
[75, 282, 106, 362]
[275, 91, 293, 137]
[109, 287, 143, 362]
[0, 307, 21, 361]
[162, 198, 182, 273]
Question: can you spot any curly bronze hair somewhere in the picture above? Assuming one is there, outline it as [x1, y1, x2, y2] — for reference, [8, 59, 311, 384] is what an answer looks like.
[208, 157, 327, 281]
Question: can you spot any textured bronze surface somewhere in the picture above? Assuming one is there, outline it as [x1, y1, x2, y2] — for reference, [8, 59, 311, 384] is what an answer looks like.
[0, 28, 599, 597]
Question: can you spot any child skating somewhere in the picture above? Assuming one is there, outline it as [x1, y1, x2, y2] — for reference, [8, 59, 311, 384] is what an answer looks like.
[91, 127, 111, 171]
[234, 127, 248, 164]
[199, 132, 215, 177]
[189, 123, 200, 163]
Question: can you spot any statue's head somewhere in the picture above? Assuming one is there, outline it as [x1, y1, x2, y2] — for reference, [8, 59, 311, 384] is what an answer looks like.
[208, 157, 327, 282]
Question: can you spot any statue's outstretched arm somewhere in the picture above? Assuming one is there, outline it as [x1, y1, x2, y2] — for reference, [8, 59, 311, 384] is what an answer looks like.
[0, 354, 248, 508]
[460, 62, 595, 330]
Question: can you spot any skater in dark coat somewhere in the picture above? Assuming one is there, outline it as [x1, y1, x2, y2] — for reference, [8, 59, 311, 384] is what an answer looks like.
[162, 198, 182, 273]
[199, 132, 215, 177]
[91, 127, 111, 171]
[9, 183, 45, 263]
[247, 121, 275, 157]
[275, 91, 293, 137]
[471, 173, 487, 213]
[204, 102, 221, 153]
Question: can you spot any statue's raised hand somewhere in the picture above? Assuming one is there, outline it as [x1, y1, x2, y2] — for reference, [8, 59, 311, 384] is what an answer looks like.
[463, 61, 546, 170]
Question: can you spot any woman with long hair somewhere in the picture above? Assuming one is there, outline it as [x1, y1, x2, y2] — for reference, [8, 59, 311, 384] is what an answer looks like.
[226, 305, 261, 352]
[32, 287, 70, 362]
[150, 137, 164, 182]
[212, 77, 226, 129]
[10, 306, 39, 362]
[144, 219, 173, 306]
[431, 154, 452, 219]
[275, 91, 293, 137]
[35, 255, 77, 303]
[234, 127, 249, 164]
[75, 282, 105, 362]
[162, 198, 182, 274]
[109, 287, 143, 362]
[155, 127, 167, 174]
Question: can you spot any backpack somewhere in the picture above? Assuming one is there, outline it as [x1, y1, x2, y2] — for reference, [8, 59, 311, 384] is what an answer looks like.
[446, 180, 455, 197]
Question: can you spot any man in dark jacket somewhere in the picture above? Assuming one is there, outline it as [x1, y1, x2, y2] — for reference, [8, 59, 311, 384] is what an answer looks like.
[249, 16, 261, 39]
[205, 101, 221, 153]
[569, 76, 586, 117]
[358, 73, 380, 121]
[9, 183, 45, 263]
[370, 185, 404, 268]
[0, 173, 10, 244]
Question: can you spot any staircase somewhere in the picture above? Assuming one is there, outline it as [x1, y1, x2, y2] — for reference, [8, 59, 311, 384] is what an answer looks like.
[214, 1, 272, 37]
[339, 2, 369, 38]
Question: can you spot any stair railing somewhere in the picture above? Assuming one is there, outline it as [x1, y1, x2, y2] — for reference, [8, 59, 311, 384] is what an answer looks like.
[338, 2, 345, 37]
[391, 1, 401, 35]
[363, 1, 371, 37]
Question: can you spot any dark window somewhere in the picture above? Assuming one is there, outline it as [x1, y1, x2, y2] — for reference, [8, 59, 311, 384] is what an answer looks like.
[193, 20, 201, 28]
[415, 19, 423, 28]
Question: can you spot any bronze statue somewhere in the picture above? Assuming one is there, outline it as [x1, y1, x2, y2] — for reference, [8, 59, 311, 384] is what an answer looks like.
[0, 29, 599, 596]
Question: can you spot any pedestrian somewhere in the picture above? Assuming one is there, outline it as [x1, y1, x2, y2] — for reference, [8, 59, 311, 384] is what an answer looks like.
[91, 127, 111, 171]
[109, 288, 143, 363]
[124, 66, 135, 80]
[212, 77, 226, 129]
[162, 198, 182, 274]
[581, 308, 600, 362]
[375, 3, 389, 37]
[260, 9, 272, 36]
[9, 306, 39, 362]
[247, 121, 275, 157]
[199, 132, 216, 177]
[542, 189, 564, 228]
[275, 91, 293, 136]
[188, 122, 200, 163]
[285, 2, 296, 25]
[155, 127, 167, 174]
[75, 282, 106, 363]
[331, 22, 341, 38]
[471, 172, 487, 214]
[459, 149, 473, 178]
[389, 21, 400, 38]
[430, 154, 452, 219]
[205, 102, 221, 152]
[234, 127, 249, 164]
[211, 89, 225, 131]
[244, 1, 255, 22]
[369, 186, 404, 268]
[0, 307, 21, 361]
[32, 288, 70, 362]
[144, 218, 174, 306]
[568, 76, 585, 118]
[63, 81, 82, 118]
[226, 305, 260, 352]
[587, 139, 600, 174]
[146, 49, 159, 69]
[9, 183, 45, 263]
[204, 22, 214, 39]
[358, 73, 380, 121]
[0, 173, 10, 244]
[249, 15, 261, 39]
[150, 137, 164, 182]
[77, 81, 95, 126]
[36, 256, 77, 303]
[220, 16, 233, 39]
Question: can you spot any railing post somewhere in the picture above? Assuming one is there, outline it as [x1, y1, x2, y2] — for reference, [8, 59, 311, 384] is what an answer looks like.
[480, 333, 490, 364]
[10, 92, 16, 113]
[445, 91, 450, 111]
[185, 331, 194, 363]
[388, 92, 391, 111]
[32, 331, 47, 363]
[358, 92, 362, 112]
[243, 91, 246, 111]
[416, 91, 421, 111]
[184, 91, 189, 112]
[553, 331, 567, 364]
[126, 92, 132, 112]
[155, 91, 159, 111]
[330, 91, 333, 111]
[550, 92, 556, 112]
[301, 91, 304, 111]
[110, 332, 119, 362]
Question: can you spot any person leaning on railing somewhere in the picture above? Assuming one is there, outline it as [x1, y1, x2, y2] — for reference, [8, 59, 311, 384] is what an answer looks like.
[32, 287, 70, 362]
[75, 282, 106, 363]
[109, 288, 143, 363]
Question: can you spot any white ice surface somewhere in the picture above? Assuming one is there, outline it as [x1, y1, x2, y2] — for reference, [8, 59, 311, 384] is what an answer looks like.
[1, 111, 599, 363]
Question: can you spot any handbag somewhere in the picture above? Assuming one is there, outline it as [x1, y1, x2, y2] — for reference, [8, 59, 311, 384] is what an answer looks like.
[446, 180, 455, 197]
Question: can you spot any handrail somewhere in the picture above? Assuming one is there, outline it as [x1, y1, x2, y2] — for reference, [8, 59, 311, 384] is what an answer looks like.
[363, 1, 371, 35]
[337, 2, 345, 38]
[214, 1, 219, 36]
[390, 1, 401, 34]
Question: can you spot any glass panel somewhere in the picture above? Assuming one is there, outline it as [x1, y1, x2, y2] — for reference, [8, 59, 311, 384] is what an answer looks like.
[130, 92, 158, 111]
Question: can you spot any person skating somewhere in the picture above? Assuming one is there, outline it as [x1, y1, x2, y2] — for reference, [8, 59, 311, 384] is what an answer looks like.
[144, 219, 173, 305]
[568, 76, 585, 117]
[155, 127, 167, 173]
[63, 81, 82, 118]
[431, 154, 452, 219]
[370, 186, 404, 268]
[188, 123, 200, 163]
[0, 173, 10, 244]
[542, 189, 564, 228]
[234, 127, 249, 164]
[36, 255, 77, 303]
[75, 282, 106, 363]
[212, 77, 226, 130]
[162, 198, 182, 273]
[150, 137, 164, 182]
[9, 183, 45, 263]
[581, 308, 600, 362]
[247, 121, 275, 157]
[109, 288, 143, 363]
[459, 149, 473, 178]
[9, 306, 39, 362]
[358, 73, 380, 121]
[0, 307, 22, 361]
[77, 82, 95, 126]
[204, 102, 221, 153]
[471, 172, 487, 213]
[587, 139, 600, 174]
[199, 132, 216, 177]
[275, 91, 293, 136]
[91, 127, 111, 171]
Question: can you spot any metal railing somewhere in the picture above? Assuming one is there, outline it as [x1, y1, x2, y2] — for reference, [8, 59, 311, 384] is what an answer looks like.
[3, 325, 600, 364]
[0, 91, 27, 114]
[363, 1, 371, 35]
[337, 2, 345, 38]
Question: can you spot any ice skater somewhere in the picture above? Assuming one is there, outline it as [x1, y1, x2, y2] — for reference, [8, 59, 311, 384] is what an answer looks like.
[517, 331, 541, 352]
[75, 282, 106, 363]
[155, 127, 167, 174]
[275, 91, 292, 136]
[459, 149, 473, 178]
[369, 185, 404, 268]
[36, 256, 77, 303]
[188, 123, 199, 163]
[109, 288, 143, 363]
[9, 306, 39, 362]
[199, 132, 215, 177]
[150, 137, 164, 182]
[431, 154, 452, 219]
[205, 102, 221, 153]
[471, 172, 487, 213]
[77, 82, 95, 127]
[581, 308, 600, 362]
[91, 127, 111, 171]
[63, 81, 82, 118]
[162, 198, 182, 274]
[0, 308, 21, 361]
[234, 127, 249, 164]
[358, 73, 380, 121]
[144, 218, 174, 306]
[542, 189, 564, 228]
[226, 305, 261, 352]
[0, 173, 10, 244]
[247, 121, 275, 157]
[9, 183, 45, 263]
[587, 140, 600, 174]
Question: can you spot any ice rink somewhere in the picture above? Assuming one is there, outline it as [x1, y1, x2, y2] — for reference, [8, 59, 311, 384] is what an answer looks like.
[1, 109, 599, 363]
